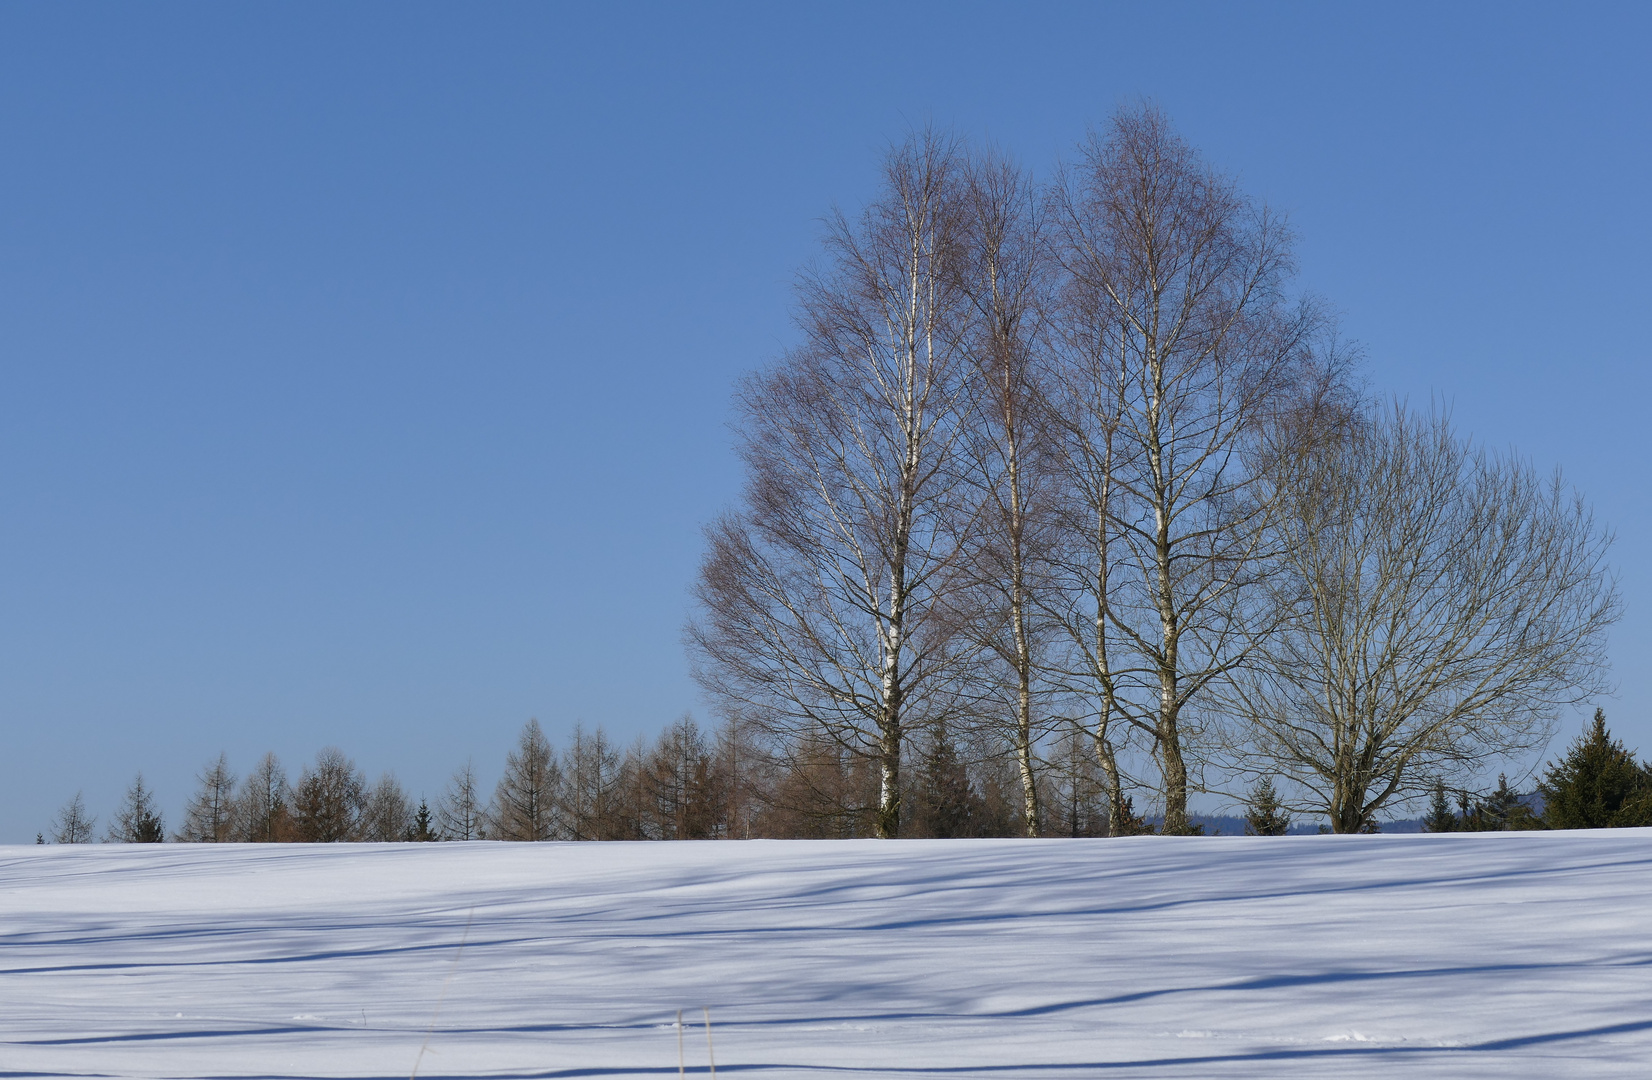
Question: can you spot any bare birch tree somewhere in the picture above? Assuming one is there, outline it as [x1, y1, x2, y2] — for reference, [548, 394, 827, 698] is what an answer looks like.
[953, 148, 1058, 835]
[1046, 105, 1320, 832]
[1227, 404, 1620, 831]
[177, 753, 238, 842]
[690, 131, 976, 838]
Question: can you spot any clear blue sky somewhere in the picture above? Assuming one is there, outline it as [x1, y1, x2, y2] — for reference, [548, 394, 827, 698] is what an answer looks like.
[1, 3, 1646, 840]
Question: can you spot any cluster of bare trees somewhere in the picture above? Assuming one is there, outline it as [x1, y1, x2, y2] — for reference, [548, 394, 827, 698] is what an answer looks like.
[53, 710, 1091, 844]
[689, 105, 1620, 835]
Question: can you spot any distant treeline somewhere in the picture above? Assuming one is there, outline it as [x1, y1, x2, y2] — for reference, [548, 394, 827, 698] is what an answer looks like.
[45, 714, 1110, 845]
[43, 707, 1651, 845]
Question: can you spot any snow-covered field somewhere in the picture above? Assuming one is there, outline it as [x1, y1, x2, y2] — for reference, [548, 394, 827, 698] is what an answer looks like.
[2, 833, 1648, 1079]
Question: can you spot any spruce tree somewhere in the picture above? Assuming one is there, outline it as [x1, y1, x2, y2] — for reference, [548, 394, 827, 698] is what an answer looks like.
[1539, 709, 1652, 829]
[908, 723, 980, 838]
[1108, 794, 1150, 836]
[1423, 780, 1457, 832]
[1244, 776, 1291, 836]
[410, 799, 436, 842]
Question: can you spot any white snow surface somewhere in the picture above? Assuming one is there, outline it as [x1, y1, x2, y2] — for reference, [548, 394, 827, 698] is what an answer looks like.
[1, 832, 1649, 1078]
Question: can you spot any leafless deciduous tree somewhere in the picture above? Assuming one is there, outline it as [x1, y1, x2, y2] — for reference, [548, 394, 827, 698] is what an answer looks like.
[490, 719, 560, 841]
[953, 149, 1058, 835]
[562, 723, 629, 840]
[1046, 105, 1321, 833]
[177, 753, 238, 842]
[644, 715, 720, 839]
[690, 131, 976, 838]
[1226, 404, 1620, 831]
[237, 752, 292, 842]
[437, 759, 485, 840]
[50, 791, 96, 844]
[361, 772, 413, 842]
[106, 774, 165, 843]
[291, 748, 366, 842]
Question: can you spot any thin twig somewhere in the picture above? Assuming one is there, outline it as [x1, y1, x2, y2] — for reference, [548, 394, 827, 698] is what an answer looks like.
[410, 907, 475, 1080]
[677, 1009, 685, 1079]
[703, 1006, 715, 1079]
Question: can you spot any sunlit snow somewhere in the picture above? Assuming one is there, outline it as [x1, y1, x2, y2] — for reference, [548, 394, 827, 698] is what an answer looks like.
[2, 832, 1648, 1077]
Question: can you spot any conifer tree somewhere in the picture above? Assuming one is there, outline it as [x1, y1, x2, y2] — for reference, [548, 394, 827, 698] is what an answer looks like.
[50, 791, 96, 844]
[1462, 773, 1542, 831]
[410, 799, 436, 841]
[237, 752, 292, 842]
[437, 760, 485, 840]
[908, 723, 981, 838]
[490, 719, 561, 841]
[291, 748, 367, 842]
[1423, 780, 1457, 832]
[1539, 709, 1652, 828]
[106, 775, 165, 843]
[360, 773, 413, 842]
[177, 753, 238, 842]
[1244, 776, 1291, 836]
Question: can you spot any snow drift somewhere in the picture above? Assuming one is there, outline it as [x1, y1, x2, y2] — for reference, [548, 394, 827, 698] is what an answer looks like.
[1, 831, 1648, 1078]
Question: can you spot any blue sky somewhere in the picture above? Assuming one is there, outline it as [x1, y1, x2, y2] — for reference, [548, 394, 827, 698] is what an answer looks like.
[1, 3, 1646, 839]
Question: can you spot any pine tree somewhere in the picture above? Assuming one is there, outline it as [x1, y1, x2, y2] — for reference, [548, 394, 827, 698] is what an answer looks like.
[1539, 709, 1652, 829]
[1244, 776, 1292, 836]
[50, 792, 96, 844]
[177, 753, 238, 842]
[490, 719, 561, 841]
[106, 775, 165, 843]
[1423, 780, 1457, 832]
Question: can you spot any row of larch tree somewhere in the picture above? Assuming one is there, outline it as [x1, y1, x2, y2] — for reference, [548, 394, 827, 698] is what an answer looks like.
[687, 104, 1621, 836]
[49, 712, 1100, 844]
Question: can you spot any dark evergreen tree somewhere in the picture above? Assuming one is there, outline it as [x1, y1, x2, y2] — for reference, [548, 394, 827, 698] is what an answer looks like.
[1462, 773, 1542, 831]
[1423, 780, 1457, 832]
[1109, 793, 1150, 836]
[410, 799, 436, 842]
[1539, 709, 1652, 829]
[1244, 776, 1291, 836]
[907, 724, 981, 838]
